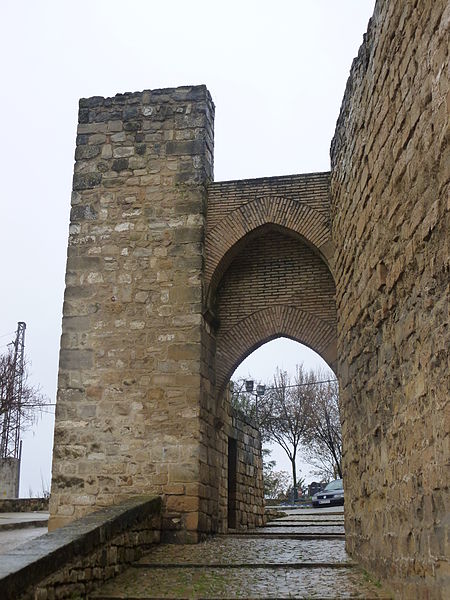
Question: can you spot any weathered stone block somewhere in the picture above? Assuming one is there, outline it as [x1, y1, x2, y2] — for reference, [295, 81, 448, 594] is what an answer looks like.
[165, 140, 205, 155]
[73, 173, 102, 190]
[59, 349, 93, 370]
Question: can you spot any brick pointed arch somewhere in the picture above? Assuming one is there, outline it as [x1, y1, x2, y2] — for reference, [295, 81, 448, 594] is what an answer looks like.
[205, 196, 333, 304]
[215, 305, 337, 393]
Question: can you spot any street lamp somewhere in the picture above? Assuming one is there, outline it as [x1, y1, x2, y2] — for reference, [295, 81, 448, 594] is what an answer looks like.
[245, 380, 266, 420]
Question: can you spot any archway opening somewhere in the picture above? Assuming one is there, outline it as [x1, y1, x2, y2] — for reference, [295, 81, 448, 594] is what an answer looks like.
[230, 337, 341, 506]
[206, 208, 339, 532]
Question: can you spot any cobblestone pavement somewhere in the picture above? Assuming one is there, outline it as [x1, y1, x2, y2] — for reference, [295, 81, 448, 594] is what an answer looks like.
[92, 509, 390, 599]
[135, 538, 351, 566]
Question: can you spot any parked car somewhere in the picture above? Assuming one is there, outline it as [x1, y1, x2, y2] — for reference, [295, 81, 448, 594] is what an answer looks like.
[311, 478, 344, 507]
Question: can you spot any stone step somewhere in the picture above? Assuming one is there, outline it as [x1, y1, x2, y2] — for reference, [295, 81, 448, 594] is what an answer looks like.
[91, 510, 389, 599]
[0, 512, 49, 531]
[252, 528, 345, 536]
[224, 533, 345, 540]
[134, 561, 358, 569]
[270, 517, 344, 521]
[263, 522, 344, 527]
[269, 518, 344, 524]
[272, 510, 344, 516]
[91, 564, 389, 599]
[0, 518, 48, 531]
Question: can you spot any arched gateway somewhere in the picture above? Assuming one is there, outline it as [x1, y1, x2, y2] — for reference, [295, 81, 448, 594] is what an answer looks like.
[50, 2, 449, 594]
[206, 177, 337, 392]
[49, 87, 336, 539]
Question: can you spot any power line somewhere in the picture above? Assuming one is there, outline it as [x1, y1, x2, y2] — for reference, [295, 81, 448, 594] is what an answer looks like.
[267, 378, 338, 390]
[235, 378, 337, 391]
[0, 331, 15, 340]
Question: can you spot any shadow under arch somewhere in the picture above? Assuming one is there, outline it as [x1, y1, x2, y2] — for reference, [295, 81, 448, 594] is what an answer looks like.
[215, 305, 337, 394]
[204, 196, 334, 314]
[206, 223, 335, 322]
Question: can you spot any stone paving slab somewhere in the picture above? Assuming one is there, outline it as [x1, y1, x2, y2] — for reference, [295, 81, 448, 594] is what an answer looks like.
[0, 512, 49, 555]
[92, 565, 389, 598]
[137, 538, 351, 566]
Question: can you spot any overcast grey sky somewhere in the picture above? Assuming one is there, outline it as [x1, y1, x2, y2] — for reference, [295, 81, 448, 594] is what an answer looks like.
[0, 0, 375, 495]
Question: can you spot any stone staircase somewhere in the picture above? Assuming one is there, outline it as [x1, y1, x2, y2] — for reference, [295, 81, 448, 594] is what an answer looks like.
[92, 509, 390, 599]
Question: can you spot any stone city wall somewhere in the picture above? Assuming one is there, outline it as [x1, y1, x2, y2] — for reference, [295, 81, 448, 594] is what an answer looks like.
[198, 173, 335, 535]
[213, 393, 265, 532]
[330, 0, 449, 597]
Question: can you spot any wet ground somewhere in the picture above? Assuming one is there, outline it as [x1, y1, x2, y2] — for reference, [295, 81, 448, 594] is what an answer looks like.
[0, 511, 48, 554]
[93, 507, 390, 599]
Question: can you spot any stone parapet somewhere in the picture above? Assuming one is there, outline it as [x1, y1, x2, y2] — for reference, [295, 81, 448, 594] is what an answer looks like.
[0, 496, 161, 600]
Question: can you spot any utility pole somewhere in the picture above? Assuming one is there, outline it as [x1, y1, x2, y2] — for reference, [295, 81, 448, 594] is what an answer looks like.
[0, 322, 26, 459]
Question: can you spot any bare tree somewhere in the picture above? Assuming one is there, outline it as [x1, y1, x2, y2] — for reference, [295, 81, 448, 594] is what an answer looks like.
[230, 367, 342, 495]
[259, 366, 315, 500]
[0, 347, 46, 456]
[303, 377, 342, 480]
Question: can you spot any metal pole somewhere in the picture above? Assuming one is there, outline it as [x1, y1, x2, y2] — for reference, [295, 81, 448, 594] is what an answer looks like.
[0, 322, 26, 459]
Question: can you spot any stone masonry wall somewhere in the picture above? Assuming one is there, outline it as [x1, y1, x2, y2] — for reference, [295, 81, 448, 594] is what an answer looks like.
[0, 497, 49, 512]
[228, 407, 265, 530]
[50, 85, 215, 542]
[331, 1, 449, 597]
[195, 337, 266, 535]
